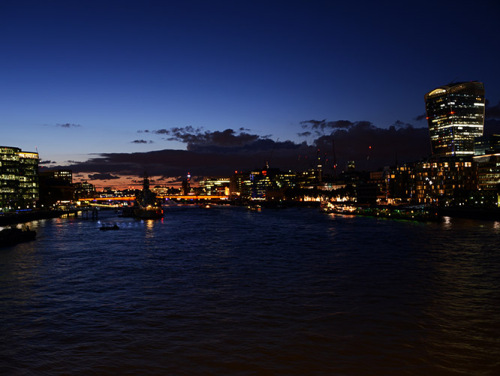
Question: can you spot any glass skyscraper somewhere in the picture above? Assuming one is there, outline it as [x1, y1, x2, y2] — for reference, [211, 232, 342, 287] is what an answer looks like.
[425, 81, 485, 157]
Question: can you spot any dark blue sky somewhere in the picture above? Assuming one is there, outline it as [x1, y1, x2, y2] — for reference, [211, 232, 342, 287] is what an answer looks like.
[2, 0, 500, 185]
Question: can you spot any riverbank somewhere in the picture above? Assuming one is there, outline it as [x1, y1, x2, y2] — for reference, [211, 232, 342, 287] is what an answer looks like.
[437, 206, 500, 221]
[0, 209, 79, 226]
[322, 202, 500, 222]
[321, 202, 441, 222]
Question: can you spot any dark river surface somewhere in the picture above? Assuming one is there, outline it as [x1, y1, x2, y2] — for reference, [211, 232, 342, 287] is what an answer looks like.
[1, 205, 500, 375]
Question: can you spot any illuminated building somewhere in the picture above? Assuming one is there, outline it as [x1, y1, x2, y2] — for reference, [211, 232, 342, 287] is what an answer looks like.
[73, 181, 96, 199]
[425, 81, 485, 157]
[0, 146, 39, 212]
[414, 157, 477, 205]
[249, 169, 272, 199]
[385, 164, 415, 205]
[53, 169, 72, 183]
[473, 135, 500, 203]
[229, 168, 298, 200]
[474, 154, 500, 190]
[199, 177, 231, 196]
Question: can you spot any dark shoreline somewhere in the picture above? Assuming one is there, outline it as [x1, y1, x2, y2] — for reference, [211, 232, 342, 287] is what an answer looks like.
[0, 210, 78, 226]
[437, 206, 500, 221]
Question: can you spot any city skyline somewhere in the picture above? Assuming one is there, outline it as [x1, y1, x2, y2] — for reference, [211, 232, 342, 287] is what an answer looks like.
[2, 1, 500, 188]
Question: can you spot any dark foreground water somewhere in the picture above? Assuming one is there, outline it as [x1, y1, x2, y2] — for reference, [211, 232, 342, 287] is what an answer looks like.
[1, 206, 500, 375]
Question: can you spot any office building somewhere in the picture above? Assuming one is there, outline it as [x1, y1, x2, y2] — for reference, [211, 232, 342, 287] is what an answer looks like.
[0, 146, 39, 212]
[425, 82, 485, 157]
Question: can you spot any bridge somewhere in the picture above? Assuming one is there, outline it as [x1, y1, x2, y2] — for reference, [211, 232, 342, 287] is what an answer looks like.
[80, 195, 229, 202]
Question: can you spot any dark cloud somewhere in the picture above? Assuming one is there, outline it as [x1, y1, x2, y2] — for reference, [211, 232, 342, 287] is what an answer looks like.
[391, 120, 416, 128]
[313, 121, 430, 170]
[485, 118, 500, 136]
[298, 131, 311, 137]
[152, 127, 262, 151]
[415, 113, 427, 121]
[131, 139, 153, 144]
[300, 119, 354, 131]
[56, 123, 81, 128]
[39, 160, 56, 164]
[486, 101, 500, 119]
[88, 173, 121, 180]
[55, 123, 432, 179]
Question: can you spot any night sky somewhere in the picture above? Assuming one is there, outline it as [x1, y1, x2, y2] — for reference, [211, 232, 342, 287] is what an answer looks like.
[2, 1, 500, 187]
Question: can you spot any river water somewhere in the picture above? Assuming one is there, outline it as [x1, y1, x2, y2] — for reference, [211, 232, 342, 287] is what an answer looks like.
[1, 206, 499, 375]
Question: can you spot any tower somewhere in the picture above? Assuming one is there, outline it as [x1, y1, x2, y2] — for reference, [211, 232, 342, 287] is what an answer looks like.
[425, 82, 485, 157]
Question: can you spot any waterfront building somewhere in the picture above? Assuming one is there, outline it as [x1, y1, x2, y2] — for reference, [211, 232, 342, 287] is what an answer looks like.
[425, 81, 485, 157]
[473, 136, 500, 205]
[38, 169, 75, 205]
[385, 164, 416, 205]
[474, 134, 500, 156]
[249, 169, 273, 199]
[0, 146, 39, 212]
[414, 157, 477, 205]
[229, 171, 251, 198]
[73, 181, 96, 199]
[53, 169, 72, 183]
[474, 154, 500, 190]
[199, 177, 231, 196]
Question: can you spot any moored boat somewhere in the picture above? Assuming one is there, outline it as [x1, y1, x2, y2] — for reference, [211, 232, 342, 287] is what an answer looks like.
[0, 227, 36, 247]
[132, 175, 164, 219]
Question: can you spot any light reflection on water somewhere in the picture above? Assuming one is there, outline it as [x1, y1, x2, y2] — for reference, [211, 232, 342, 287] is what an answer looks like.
[1, 207, 500, 375]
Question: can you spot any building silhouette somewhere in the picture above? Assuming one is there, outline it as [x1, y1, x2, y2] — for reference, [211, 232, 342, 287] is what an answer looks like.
[425, 81, 485, 157]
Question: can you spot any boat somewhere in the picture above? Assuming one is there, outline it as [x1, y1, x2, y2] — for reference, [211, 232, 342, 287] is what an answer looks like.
[100, 224, 120, 231]
[321, 201, 440, 222]
[247, 204, 262, 212]
[132, 175, 164, 219]
[0, 226, 36, 247]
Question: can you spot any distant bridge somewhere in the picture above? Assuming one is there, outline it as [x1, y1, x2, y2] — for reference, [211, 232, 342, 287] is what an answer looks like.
[80, 195, 228, 202]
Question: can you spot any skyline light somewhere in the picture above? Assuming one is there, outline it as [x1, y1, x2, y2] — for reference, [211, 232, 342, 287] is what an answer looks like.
[2, 1, 500, 188]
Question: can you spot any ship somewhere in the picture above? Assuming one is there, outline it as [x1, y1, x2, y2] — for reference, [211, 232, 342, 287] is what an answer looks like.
[132, 175, 164, 219]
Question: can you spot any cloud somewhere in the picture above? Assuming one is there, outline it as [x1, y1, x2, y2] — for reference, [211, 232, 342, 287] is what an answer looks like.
[144, 127, 263, 151]
[131, 139, 153, 144]
[298, 131, 312, 137]
[486, 101, 500, 119]
[39, 159, 56, 164]
[88, 173, 121, 180]
[300, 119, 354, 131]
[392, 120, 415, 128]
[313, 121, 430, 170]
[485, 118, 500, 136]
[56, 123, 82, 128]
[414, 113, 427, 121]
[52, 122, 432, 180]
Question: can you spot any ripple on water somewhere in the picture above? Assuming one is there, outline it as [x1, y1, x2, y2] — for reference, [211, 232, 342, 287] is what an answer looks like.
[1, 208, 500, 375]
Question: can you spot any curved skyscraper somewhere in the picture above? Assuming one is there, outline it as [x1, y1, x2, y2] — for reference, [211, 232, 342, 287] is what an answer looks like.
[425, 82, 485, 157]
